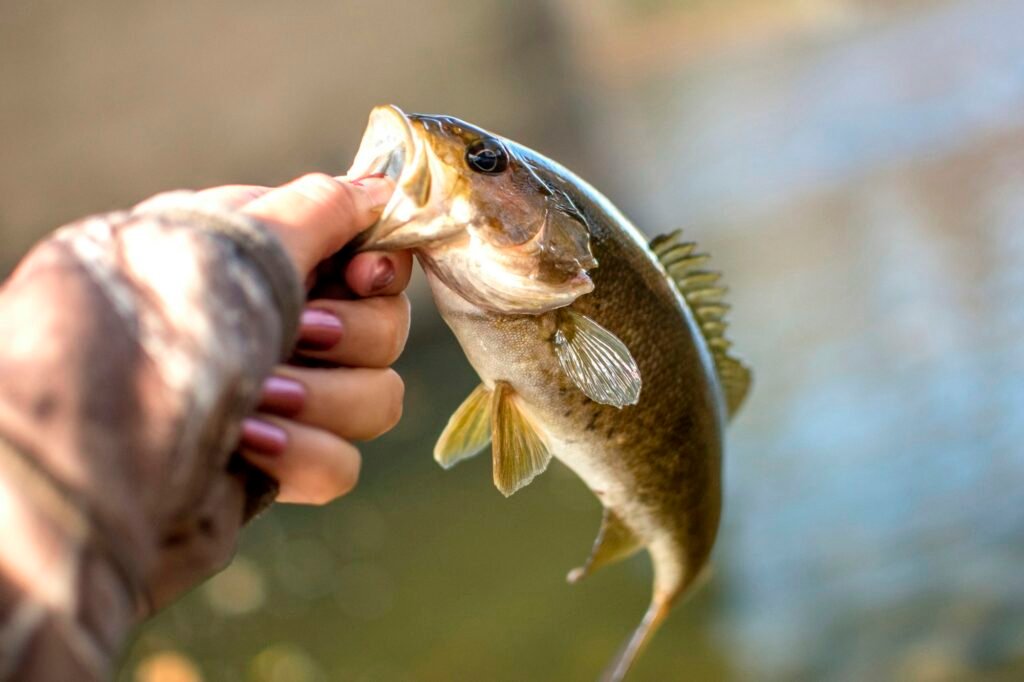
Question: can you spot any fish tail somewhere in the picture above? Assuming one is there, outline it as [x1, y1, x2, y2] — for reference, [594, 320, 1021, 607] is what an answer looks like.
[598, 595, 674, 682]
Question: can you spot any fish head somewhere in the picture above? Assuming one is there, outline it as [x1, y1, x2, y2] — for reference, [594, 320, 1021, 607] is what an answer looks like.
[347, 105, 597, 314]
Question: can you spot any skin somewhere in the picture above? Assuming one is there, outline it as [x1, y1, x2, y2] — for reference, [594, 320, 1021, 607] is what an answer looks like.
[191, 173, 411, 505]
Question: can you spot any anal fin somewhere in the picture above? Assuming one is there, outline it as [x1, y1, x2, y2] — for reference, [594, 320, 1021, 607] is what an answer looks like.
[434, 384, 493, 469]
[567, 508, 641, 584]
[491, 382, 551, 497]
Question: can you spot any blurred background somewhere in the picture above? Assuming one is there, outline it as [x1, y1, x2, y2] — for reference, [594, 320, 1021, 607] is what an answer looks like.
[3, 0, 1024, 680]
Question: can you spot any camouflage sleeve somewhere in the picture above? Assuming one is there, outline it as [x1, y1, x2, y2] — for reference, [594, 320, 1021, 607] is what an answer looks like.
[0, 194, 304, 681]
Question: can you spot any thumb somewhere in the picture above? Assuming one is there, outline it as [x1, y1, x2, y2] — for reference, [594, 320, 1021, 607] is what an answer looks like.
[241, 173, 393, 276]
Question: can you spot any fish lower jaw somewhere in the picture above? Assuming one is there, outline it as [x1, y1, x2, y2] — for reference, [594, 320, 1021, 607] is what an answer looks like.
[348, 104, 437, 248]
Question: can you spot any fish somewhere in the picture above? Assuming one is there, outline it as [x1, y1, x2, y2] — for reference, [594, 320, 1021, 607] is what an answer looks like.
[345, 104, 752, 681]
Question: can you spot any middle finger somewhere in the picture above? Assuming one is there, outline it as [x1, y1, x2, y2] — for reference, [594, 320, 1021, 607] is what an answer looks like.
[263, 365, 405, 442]
[295, 294, 411, 368]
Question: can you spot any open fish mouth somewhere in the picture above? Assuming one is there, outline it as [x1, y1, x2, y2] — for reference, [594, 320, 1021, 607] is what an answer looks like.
[347, 105, 432, 250]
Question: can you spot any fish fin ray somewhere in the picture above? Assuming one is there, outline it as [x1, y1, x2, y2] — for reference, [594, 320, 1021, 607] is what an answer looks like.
[491, 382, 551, 497]
[567, 508, 641, 584]
[648, 229, 683, 256]
[651, 229, 753, 417]
[600, 596, 675, 682]
[434, 384, 493, 469]
[553, 311, 641, 408]
[717, 354, 752, 417]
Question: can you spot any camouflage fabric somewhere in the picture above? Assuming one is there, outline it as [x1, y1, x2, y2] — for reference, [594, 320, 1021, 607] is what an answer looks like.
[0, 198, 302, 681]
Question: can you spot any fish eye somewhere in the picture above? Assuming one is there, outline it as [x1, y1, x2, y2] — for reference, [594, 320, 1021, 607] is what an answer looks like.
[466, 138, 509, 175]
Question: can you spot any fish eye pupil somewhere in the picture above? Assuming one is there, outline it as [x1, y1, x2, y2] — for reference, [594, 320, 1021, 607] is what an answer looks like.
[466, 139, 509, 174]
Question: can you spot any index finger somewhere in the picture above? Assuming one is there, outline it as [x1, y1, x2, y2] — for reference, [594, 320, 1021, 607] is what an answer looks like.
[241, 173, 394, 276]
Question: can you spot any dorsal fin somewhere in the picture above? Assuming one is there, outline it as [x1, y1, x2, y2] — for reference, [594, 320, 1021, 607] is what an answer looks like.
[650, 230, 751, 417]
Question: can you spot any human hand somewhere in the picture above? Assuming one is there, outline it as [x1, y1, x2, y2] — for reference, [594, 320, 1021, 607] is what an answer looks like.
[194, 173, 410, 505]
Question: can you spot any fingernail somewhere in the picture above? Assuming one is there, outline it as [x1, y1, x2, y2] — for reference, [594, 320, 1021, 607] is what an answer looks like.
[298, 308, 343, 350]
[370, 257, 395, 293]
[259, 376, 306, 416]
[241, 418, 288, 456]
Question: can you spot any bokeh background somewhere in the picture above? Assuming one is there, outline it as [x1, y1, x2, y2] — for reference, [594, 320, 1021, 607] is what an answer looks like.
[3, 0, 1024, 680]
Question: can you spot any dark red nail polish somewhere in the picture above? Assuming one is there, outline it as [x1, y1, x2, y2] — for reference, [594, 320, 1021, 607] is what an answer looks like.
[259, 376, 306, 416]
[240, 418, 288, 456]
[370, 258, 395, 293]
[298, 308, 343, 350]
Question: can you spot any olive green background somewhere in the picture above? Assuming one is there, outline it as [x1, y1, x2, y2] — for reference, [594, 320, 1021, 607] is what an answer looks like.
[3, 1, 1023, 680]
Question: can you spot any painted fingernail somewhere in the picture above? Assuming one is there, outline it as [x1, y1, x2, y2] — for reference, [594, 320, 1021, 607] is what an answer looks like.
[259, 376, 306, 416]
[370, 257, 395, 293]
[298, 308, 343, 350]
[240, 418, 288, 456]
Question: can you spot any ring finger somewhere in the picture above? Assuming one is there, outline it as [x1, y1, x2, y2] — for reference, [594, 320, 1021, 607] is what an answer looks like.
[258, 365, 405, 442]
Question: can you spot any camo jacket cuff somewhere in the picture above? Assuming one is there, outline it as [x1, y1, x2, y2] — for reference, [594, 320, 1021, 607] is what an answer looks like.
[0, 196, 302, 680]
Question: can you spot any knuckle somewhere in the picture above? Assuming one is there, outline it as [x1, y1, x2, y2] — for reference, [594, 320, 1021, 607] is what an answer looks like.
[382, 369, 405, 432]
[360, 369, 405, 440]
[383, 319, 404, 366]
[293, 172, 338, 195]
[396, 293, 412, 330]
[381, 296, 411, 364]
[293, 173, 357, 218]
[310, 443, 361, 504]
[332, 445, 362, 496]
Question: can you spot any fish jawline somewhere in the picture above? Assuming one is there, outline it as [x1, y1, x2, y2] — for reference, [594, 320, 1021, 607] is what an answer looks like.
[347, 104, 429, 249]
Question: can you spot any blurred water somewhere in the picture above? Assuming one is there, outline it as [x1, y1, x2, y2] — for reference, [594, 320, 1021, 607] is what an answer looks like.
[4, 0, 1024, 680]
[562, 0, 1024, 678]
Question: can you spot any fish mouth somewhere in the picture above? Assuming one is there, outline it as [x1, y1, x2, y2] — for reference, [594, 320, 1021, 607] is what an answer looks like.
[347, 104, 431, 250]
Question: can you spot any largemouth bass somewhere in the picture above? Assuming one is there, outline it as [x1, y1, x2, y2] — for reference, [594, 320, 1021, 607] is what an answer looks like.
[347, 105, 752, 680]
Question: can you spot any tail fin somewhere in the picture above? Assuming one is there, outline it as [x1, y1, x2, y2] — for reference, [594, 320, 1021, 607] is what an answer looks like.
[598, 596, 674, 682]
[599, 563, 713, 681]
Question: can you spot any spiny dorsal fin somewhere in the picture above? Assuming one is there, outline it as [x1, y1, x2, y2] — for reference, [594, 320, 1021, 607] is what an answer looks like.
[566, 508, 641, 585]
[491, 381, 552, 497]
[651, 229, 752, 417]
[434, 384, 492, 469]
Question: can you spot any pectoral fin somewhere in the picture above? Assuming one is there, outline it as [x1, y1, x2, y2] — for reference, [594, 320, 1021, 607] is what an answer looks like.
[567, 508, 641, 584]
[491, 381, 551, 497]
[434, 384, 492, 469]
[553, 311, 641, 408]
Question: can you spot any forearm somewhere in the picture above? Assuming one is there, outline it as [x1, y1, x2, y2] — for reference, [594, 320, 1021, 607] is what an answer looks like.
[0, 197, 302, 679]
